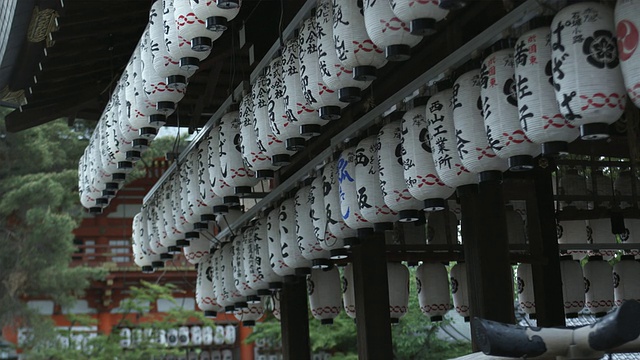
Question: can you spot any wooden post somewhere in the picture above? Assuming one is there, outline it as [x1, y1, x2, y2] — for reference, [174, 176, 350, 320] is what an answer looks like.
[351, 232, 394, 359]
[527, 158, 565, 327]
[280, 276, 311, 360]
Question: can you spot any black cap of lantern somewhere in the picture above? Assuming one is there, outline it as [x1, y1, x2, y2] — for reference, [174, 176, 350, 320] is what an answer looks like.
[193, 222, 209, 231]
[257, 289, 272, 296]
[528, 313, 537, 320]
[321, 319, 334, 325]
[235, 301, 249, 309]
[213, 205, 229, 215]
[235, 186, 253, 197]
[527, 15, 554, 29]
[388, 110, 406, 122]
[166, 75, 187, 90]
[132, 138, 149, 149]
[201, 214, 216, 222]
[139, 127, 157, 138]
[246, 295, 261, 304]
[295, 267, 311, 276]
[206, 16, 229, 32]
[167, 245, 181, 254]
[302, 176, 315, 186]
[353, 65, 377, 82]
[102, 189, 116, 199]
[478, 170, 504, 183]
[149, 114, 167, 127]
[223, 195, 240, 206]
[566, 312, 579, 318]
[286, 137, 306, 151]
[408, 95, 430, 109]
[126, 150, 142, 161]
[96, 197, 110, 207]
[385, 44, 412, 62]
[399, 209, 420, 222]
[463, 316, 470, 322]
[580, 123, 610, 141]
[204, 310, 217, 318]
[243, 320, 256, 327]
[176, 239, 190, 248]
[112, 173, 127, 182]
[589, 255, 604, 261]
[191, 37, 212, 52]
[490, 37, 516, 52]
[424, 198, 446, 212]
[89, 207, 103, 214]
[330, 248, 349, 260]
[435, 79, 454, 92]
[508, 155, 534, 172]
[542, 141, 569, 157]
[156, 101, 175, 114]
[438, 0, 467, 10]
[272, 154, 291, 167]
[117, 161, 133, 171]
[410, 18, 437, 36]
[338, 87, 362, 103]
[225, 305, 236, 312]
[300, 124, 322, 137]
[152, 261, 165, 269]
[414, 211, 426, 226]
[180, 57, 200, 71]
[312, 258, 333, 270]
[268, 281, 283, 290]
[431, 315, 443, 322]
[160, 253, 173, 260]
[256, 169, 275, 179]
[357, 228, 374, 238]
[141, 265, 155, 274]
[373, 222, 394, 232]
[217, 0, 240, 9]
[319, 106, 341, 120]
[343, 237, 360, 249]
[456, 58, 483, 77]
[105, 182, 119, 191]
[185, 232, 200, 240]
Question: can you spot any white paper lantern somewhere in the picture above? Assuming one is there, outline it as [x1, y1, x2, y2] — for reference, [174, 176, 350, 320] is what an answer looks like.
[378, 119, 423, 221]
[193, 135, 217, 222]
[558, 168, 589, 210]
[616, 0, 640, 108]
[215, 207, 243, 235]
[388, 262, 409, 323]
[178, 326, 190, 346]
[190, 326, 202, 346]
[211, 325, 224, 345]
[613, 256, 640, 306]
[309, 176, 344, 259]
[584, 256, 614, 316]
[119, 328, 132, 348]
[515, 22, 579, 155]
[560, 256, 585, 317]
[217, 242, 244, 311]
[270, 291, 282, 320]
[427, 85, 478, 189]
[224, 325, 236, 345]
[331, 0, 387, 81]
[165, 174, 187, 249]
[279, 198, 313, 274]
[265, 54, 298, 162]
[221, 349, 233, 360]
[341, 263, 357, 319]
[363, 0, 423, 61]
[425, 210, 457, 245]
[416, 262, 450, 321]
[252, 75, 288, 172]
[557, 219, 589, 260]
[148, 200, 172, 260]
[551, 2, 627, 139]
[239, 93, 275, 179]
[323, 161, 357, 252]
[219, 111, 258, 195]
[338, 147, 373, 234]
[450, 262, 470, 320]
[295, 185, 332, 268]
[132, 212, 154, 273]
[186, 150, 205, 226]
[252, 216, 283, 289]
[481, 46, 540, 170]
[174, 0, 216, 54]
[183, 225, 211, 264]
[298, 17, 346, 120]
[202, 326, 213, 345]
[234, 302, 264, 327]
[281, 37, 328, 149]
[166, 0, 210, 70]
[209, 126, 238, 213]
[266, 208, 296, 278]
[622, 218, 640, 256]
[587, 218, 617, 260]
[167, 328, 179, 347]
[389, 0, 449, 36]
[176, 160, 197, 238]
[233, 231, 256, 302]
[355, 135, 398, 229]
[196, 254, 223, 317]
[191, 0, 241, 32]
[308, 267, 343, 324]
[516, 263, 536, 317]
[317, 0, 372, 103]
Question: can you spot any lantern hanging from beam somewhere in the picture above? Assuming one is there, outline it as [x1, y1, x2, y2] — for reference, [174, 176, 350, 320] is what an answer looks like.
[388, 262, 410, 323]
[310, 176, 344, 262]
[177, 158, 200, 242]
[194, 134, 217, 222]
[142, 206, 165, 270]
[295, 185, 332, 269]
[616, 0, 640, 108]
[557, 219, 589, 261]
[263, 56, 296, 164]
[559, 255, 585, 318]
[323, 161, 357, 253]
[308, 267, 343, 324]
[196, 254, 223, 317]
[516, 263, 536, 318]
[266, 207, 296, 278]
[363, 0, 423, 61]
[416, 262, 450, 321]
[234, 302, 264, 327]
[584, 255, 614, 317]
[613, 255, 640, 306]
[587, 218, 617, 260]
[551, 2, 626, 140]
[233, 233, 258, 303]
[161, 174, 183, 252]
[175, 0, 219, 51]
[208, 126, 239, 213]
[389, 0, 449, 36]
[269, 291, 282, 321]
[202, 326, 213, 346]
[183, 232, 210, 265]
[279, 198, 313, 275]
[148, 199, 172, 262]
[342, 263, 357, 319]
[450, 261, 470, 321]
[132, 212, 154, 273]
[252, 216, 283, 290]
[339, 147, 373, 235]
[191, 0, 241, 32]
[219, 110, 258, 196]
[239, 91, 275, 179]
[186, 150, 206, 227]
[190, 326, 202, 346]
[166, 0, 210, 70]
[221, 240, 247, 311]
[242, 222, 275, 295]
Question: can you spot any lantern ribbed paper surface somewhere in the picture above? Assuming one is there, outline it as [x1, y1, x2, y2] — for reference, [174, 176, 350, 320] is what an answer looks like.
[209, 127, 237, 210]
[515, 25, 579, 155]
[191, 0, 241, 32]
[450, 262, 469, 319]
[310, 176, 344, 256]
[584, 257, 614, 316]
[174, 0, 217, 53]
[339, 147, 372, 231]
[202, 326, 213, 346]
[355, 135, 398, 226]
[270, 292, 282, 320]
[212, 247, 224, 308]
[219, 111, 258, 193]
[266, 209, 296, 277]
[185, 150, 202, 224]
[427, 88, 477, 188]
[364, 0, 422, 61]
[194, 136, 216, 221]
[177, 160, 196, 233]
[233, 234, 254, 298]
[378, 120, 423, 221]
[220, 241, 245, 311]
[552, 2, 627, 140]
[239, 93, 274, 178]
[616, 0, 640, 108]
[516, 263, 536, 317]
[416, 262, 450, 321]
[245, 219, 280, 292]
[613, 257, 640, 306]
[560, 256, 585, 317]
[481, 48, 540, 170]
[388, 262, 410, 323]
[295, 185, 331, 267]
[452, 69, 508, 180]
[298, 17, 346, 120]
[425, 210, 457, 245]
[183, 233, 210, 265]
[234, 302, 264, 327]
[148, 201, 171, 257]
[162, 175, 182, 248]
[389, 0, 449, 36]
[196, 254, 223, 316]
[317, 0, 371, 103]
[331, 0, 387, 81]
[264, 57, 296, 164]
[308, 267, 343, 324]
[166, 0, 210, 70]
[279, 198, 312, 273]
[143, 206, 164, 268]
[342, 263, 357, 319]
[132, 212, 154, 273]
[323, 161, 356, 250]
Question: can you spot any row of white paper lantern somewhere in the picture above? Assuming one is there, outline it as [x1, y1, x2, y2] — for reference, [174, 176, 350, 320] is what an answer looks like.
[119, 324, 236, 348]
[557, 168, 640, 211]
[557, 217, 640, 261]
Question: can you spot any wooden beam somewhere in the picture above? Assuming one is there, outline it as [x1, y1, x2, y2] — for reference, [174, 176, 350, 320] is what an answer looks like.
[4, 93, 98, 132]
[279, 275, 311, 360]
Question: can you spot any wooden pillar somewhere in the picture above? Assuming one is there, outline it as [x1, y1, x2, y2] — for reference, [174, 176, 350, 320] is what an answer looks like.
[97, 311, 113, 335]
[238, 325, 255, 360]
[528, 158, 565, 327]
[280, 276, 311, 360]
[459, 179, 515, 347]
[351, 232, 393, 359]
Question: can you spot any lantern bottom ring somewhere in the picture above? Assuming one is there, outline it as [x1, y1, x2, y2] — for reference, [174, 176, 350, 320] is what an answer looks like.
[541, 141, 569, 157]
[285, 137, 306, 151]
[271, 154, 291, 167]
[423, 198, 446, 212]
[312, 258, 332, 270]
[319, 105, 341, 120]
[410, 18, 437, 37]
[338, 87, 362, 103]
[353, 65, 377, 82]
[206, 16, 229, 32]
[255, 169, 275, 179]
[300, 124, 322, 137]
[191, 37, 213, 52]
[141, 265, 155, 274]
[385, 45, 411, 62]
[580, 123, 610, 141]
[330, 248, 349, 260]
[373, 222, 394, 232]
[204, 310, 217, 318]
[508, 155, 534, 172]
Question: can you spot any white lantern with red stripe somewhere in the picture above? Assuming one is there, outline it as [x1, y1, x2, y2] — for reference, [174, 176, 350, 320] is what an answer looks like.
[616, 0, 640, 108]
[452, 68, 508, 181]
[148, 199, 172, 260]
[481, 44, 540, 171]
[317, 0, 372, 103]
[295, 185, 332, 269]
[233, 233, 256, 303]
[143, 205, 165, 269]
[339, 147, 373, 233]
[177, 155, 199, 237]
[161, 174, 182, 251]
[402, 97, 455, 210]
[298, 16, 347, 120]
[450, 262, 470, 320]
[220, 240, 246, 311]
[279, 198, 313, 275]
[132, 212, 154, 273]
[557, 219, 589, 261]
[560, 256, 585, 317]
[186, 150, 205, 227]
[264, 56, 296, 165]
[194, 134, 217, 222]
[516, 263, 536, 318]
[389, 0, 449, 36]
[166, 0, 210, 71]
[196, 254, 223, 317]
[323, 161, 357, 253]
[331, 0, 387, 81]
[234, 302, 264, 327]
[266, 208, 296, 278]
[208, 126, 238, 214]
[363, 0, 423, 61]
[183, 233, 210, 264]
[416, 262, 450, 321]
[355, 135, 398, 230]
[219, 110, 258, 196]
[191, 0, 241, 33]
[310, 176, 344, 258]
[244, 219, 280, 293]
[551, 2, 627, 140]
[515, 20, 579, 156]
[584, 256, 614, 317]
[378, 118, 424, 222]
[342, 263, 357, 319]
[308, 267, 343, 324]
[174, 0, 217, 54]
[388, 262, 410, 323]
[281, 37, 328, 149]
[240, 91, 274, 179]
[613, 255, 640, 306]
[427, 84, 478, 189]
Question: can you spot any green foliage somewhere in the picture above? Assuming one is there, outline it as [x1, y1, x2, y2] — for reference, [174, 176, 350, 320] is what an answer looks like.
[126, 133, 188, 183]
